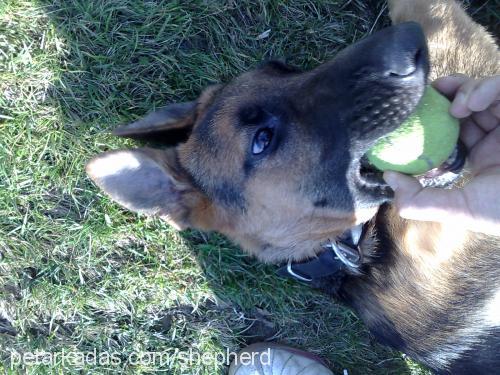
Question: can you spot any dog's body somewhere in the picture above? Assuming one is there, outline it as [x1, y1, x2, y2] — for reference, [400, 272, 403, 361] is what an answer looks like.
[86, 1, 500, 373]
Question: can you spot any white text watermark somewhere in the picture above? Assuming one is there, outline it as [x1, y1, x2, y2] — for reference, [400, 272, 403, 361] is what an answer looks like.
[10, 347, 271, 369]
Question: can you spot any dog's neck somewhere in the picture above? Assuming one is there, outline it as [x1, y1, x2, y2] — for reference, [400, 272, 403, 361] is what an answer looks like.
[276, 219, 376, 284]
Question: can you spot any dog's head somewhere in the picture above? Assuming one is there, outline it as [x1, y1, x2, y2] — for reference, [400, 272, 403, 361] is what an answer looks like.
[87, 22, 429, 263]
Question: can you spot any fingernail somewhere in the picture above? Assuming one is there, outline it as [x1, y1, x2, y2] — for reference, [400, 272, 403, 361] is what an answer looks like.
[450, 92, 470, 118]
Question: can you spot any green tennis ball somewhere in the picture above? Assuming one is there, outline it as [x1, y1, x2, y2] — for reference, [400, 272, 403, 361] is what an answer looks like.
[366, 86, 459, 175]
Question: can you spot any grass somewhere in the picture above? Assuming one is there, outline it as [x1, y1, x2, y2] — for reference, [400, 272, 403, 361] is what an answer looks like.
[0, 0, 497, 374]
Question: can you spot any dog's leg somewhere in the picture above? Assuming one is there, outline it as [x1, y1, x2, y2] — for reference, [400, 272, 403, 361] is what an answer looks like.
[388, 0, 499, 79]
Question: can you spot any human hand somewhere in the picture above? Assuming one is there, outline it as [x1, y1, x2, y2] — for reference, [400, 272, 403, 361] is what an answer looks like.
[383, 75, 500, 236]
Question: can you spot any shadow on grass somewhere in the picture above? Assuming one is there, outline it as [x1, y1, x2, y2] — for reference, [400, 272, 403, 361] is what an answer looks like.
[2, 0, 496, 374]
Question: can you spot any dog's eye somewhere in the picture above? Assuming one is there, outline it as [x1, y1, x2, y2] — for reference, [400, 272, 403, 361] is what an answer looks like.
[252, 128, 274, 155]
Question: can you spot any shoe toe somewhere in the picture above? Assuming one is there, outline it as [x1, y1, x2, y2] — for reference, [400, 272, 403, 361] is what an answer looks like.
[229, 344, 333, 375]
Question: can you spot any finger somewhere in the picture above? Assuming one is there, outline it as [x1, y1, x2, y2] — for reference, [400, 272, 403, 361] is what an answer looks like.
[383, 171, 468, 223]
[450, 78, 480, 118]
[460, 119, 486, 150]
[467, 76, 500, 112]
[492, 101, 500, 118]
[468, 127, 500, 172]
[432, 74, 469, 100]
[471, 108, 500, 133]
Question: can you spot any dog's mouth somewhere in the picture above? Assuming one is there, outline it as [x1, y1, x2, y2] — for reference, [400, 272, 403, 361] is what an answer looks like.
[358, 141, 467, 194]
[415, 141, 467, 187]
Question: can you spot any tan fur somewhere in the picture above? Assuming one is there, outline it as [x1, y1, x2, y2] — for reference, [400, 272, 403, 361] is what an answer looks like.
[228, 177, 377, 263]
[389, 0, 499, 79]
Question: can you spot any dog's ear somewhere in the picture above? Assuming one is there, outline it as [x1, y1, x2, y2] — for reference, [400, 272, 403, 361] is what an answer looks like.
[113, 102, 196, 144]
[86, 148, 216, 230]
[113, 85, 223, 145]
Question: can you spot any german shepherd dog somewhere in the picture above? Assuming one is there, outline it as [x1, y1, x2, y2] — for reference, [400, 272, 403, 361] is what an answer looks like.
[86, 0, 500, 373]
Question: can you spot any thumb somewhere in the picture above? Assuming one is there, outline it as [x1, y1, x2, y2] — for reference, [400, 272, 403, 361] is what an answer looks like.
[383, 171, 469, 223]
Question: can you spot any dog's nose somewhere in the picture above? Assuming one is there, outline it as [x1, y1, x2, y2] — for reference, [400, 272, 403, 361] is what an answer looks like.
[384, 46, 425, 78]
[309, 22, 429, 89]
[380, 23, 428, 79]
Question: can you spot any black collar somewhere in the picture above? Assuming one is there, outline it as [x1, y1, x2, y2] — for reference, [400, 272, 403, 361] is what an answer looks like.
[276, 223, 367, 283]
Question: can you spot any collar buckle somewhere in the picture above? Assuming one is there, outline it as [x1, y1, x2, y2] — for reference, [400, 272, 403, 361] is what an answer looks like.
[276, 223, 366, 283]
[324, 239, 362, 269]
